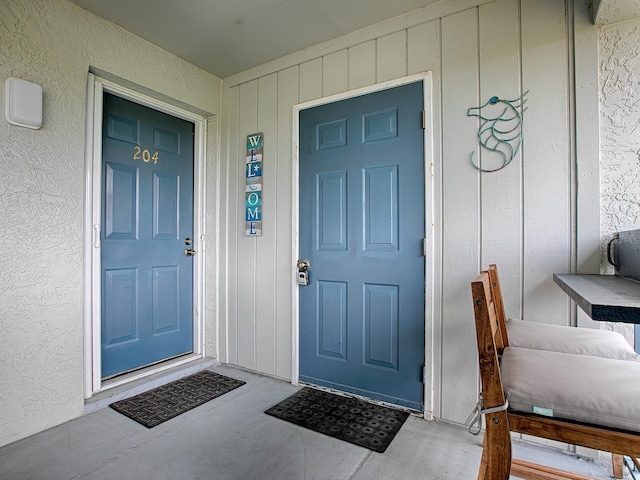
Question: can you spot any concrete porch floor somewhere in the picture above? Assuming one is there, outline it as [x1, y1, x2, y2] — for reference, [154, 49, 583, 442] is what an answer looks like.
[0, 365, 629, 480]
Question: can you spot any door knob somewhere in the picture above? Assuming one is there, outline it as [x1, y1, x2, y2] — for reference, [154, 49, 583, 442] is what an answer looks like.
[185, 248, 196, 256]
[297, 259, 310, 286]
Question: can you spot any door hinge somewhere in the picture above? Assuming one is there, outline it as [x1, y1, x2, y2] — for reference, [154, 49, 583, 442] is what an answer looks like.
[421, 110, 426, 129]
[422, 365, 427, 383]
[422, 237, 427, 257]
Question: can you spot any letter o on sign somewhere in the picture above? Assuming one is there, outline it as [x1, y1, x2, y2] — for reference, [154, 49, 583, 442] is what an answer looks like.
[247, 192, 260, 206]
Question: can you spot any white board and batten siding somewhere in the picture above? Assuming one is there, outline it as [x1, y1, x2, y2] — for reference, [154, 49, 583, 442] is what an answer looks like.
[219, 0, 597, 424]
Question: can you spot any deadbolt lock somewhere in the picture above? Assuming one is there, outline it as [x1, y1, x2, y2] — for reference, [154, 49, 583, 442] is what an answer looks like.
[184, 238, 195, 256]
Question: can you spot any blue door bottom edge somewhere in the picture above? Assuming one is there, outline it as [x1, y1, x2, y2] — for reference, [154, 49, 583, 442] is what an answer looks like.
[299, 375, 423, 412]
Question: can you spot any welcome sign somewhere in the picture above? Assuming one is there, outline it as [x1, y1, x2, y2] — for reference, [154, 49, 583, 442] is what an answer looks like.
[245, 132, 263, 236]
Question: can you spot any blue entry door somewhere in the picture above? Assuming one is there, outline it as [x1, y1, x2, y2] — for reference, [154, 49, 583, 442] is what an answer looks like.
[299, 82, 426, 410]
[101, 93, 194, 378]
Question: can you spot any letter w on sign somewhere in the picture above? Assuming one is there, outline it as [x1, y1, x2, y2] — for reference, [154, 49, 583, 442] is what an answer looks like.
[247, 133, 263, 149]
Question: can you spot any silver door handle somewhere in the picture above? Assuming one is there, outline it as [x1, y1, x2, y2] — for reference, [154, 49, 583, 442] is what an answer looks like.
[297, 259, 310, 285]
[185, 248, 196, 256]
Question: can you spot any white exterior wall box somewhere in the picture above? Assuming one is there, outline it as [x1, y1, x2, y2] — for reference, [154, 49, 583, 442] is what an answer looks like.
[5, 77, 43, 129]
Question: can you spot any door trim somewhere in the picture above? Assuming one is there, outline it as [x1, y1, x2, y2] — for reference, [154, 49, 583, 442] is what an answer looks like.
[83, 74, 208, 397]
[291, 72, 436, 418]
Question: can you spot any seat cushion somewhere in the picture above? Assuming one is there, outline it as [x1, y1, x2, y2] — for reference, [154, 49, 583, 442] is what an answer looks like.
[502, 347, 640, 432]
[507, 318, 639, 361]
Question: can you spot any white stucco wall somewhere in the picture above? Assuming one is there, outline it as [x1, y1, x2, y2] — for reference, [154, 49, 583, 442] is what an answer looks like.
[600, 17, 640, 247]
[0, 0, 220, 447]
[595, 16, 640, 343]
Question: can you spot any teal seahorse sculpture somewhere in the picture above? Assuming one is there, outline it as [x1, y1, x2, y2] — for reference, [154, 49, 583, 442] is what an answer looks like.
[467, 92, 528, 172]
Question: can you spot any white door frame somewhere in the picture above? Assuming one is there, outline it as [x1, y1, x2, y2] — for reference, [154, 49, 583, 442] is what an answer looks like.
[83, 74, 208, 397]
[291, 72, 436, 418]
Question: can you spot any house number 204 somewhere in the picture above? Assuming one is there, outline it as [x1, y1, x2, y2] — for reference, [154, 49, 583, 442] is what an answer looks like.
[133, 145, 159, 164]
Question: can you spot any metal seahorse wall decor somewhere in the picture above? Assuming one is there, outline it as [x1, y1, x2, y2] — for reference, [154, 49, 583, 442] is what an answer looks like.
[467, 91, 528, 172]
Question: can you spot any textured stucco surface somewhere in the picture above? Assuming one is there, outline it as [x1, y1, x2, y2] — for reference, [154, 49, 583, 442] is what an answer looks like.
[593, 0, 640, 25]
[600, 18, 640, 261]
[596, 18, 640, 343]
[0, 0, 220, 447]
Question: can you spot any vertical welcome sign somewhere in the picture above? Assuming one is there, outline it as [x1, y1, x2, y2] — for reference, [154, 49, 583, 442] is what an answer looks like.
[245, 132, 263, 236]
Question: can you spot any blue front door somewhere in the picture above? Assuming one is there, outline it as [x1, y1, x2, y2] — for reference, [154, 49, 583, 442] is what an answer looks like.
[299, 82, 426, 410]
[101, 93, 194, 378]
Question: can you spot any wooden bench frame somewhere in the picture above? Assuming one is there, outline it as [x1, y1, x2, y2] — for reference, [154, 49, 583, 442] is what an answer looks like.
[472, 271, 640, 480]
[487, 263, 628, 477]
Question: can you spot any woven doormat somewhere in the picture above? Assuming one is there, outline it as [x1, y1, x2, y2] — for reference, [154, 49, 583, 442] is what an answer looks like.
[110, 371, 245, 428]
[265, 387, 409, 453]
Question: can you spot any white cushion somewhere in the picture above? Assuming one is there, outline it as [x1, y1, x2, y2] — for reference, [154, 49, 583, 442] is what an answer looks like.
[502, 347, 640, 433]
[507, 318, 639, 361]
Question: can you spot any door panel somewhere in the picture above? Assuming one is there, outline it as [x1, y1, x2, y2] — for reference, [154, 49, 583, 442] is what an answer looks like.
[317, 171, 347, 250]
[153, 172, 179, 239]
[104, 162, 137, 239]
[152, 266, 179, 334]
[101, 93, 194, 378]
[364, 283, 399, 370]
[317, 280, 348, 360]
[364, 165, 398, 250]
[103, 268, 138, 346]
[299, 82, 425, 410]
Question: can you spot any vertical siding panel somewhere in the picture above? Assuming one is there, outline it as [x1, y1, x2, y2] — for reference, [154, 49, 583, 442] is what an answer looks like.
[348, 41, 376, 90]
[322, 49, 349, 96]
[276, 66, 299, 379]
[440, 8, 480, 424]
[256, 73, 278, 375]
[478, 0, 523, 318]
[573, 0, 600, 278]
[408, 21, 439, 75]
[377, 30, 407, 82]
[223, 86, 240, 365]
[299, 58, 323, 102]
[572, 0, 603, 353]
[521, 0, 571, 325]
[237, 80, 259, 369]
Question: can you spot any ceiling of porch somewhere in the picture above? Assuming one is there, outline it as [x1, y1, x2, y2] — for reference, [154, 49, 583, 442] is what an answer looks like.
[70, 0, 640, 79]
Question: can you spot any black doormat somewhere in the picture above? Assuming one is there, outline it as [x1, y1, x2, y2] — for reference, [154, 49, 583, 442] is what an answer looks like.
[110, 371, 245, 428]
[265, 387, 410, 453]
